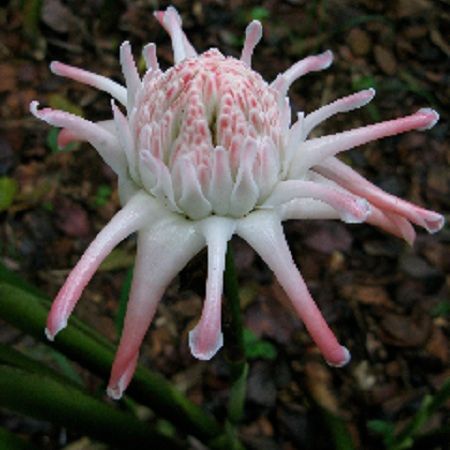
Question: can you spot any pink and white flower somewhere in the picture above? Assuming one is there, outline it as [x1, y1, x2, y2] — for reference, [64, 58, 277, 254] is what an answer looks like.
[31, 6, 444, 399]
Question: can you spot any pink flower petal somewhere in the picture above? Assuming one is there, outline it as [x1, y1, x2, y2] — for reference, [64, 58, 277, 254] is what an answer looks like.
[107, 218, 204, 399]
[262, 179, 371, 224]
[50, 61, 127, 105]
[237, 211, 350, 367]
[189, 217, 235, 360]
[119, 41, 141, 111]
[154, 6, 197, 63]
[240, 20, 263, 67]
[290, 108, 440, 176]
[30, 101, 126, 175]
[304, 88, 376, 136]
[45, 192, 160, 340]
[316, 157, 444, 233]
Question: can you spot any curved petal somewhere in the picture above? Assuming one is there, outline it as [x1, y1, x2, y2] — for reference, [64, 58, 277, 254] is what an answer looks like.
[173, 157, 212, 220]
[315, 157, 444, 233]
[111, 101, 137, 180]
[30, 101, 126, 175]
[50, 61, 127, 106]
[367, 207, 416, 245]
[189, 217, 236, 360]
[272, 50, 333, 96]
[120, 41, 141, 112]
[154, 6, 197, 63]
[261, 179, 371, 224]
[57, 120, 117, 148]
[45, 191, 161, 340]
[237, 211, 350, 367]
[240, 20, 262, 67]
[107, 217, 205, 399]
[142, 43, 160, 71]
[229, 139, 259, 217]
[303, 89, 375, 137]
[208, 146, 233, 215]
[279, 198, 341, 221]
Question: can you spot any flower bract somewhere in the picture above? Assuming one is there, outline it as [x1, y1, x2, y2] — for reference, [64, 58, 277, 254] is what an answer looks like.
[31, 6, 444, 399]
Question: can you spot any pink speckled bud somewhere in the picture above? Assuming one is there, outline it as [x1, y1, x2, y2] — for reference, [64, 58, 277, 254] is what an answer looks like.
[133, 48, 283, 219]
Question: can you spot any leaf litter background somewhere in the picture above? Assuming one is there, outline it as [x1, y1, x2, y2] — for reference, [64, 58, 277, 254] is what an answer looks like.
[0, 0, 449, 449]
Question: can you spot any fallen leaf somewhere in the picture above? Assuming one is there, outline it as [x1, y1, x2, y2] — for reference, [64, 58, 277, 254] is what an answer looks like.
[379, 310, 431, 347]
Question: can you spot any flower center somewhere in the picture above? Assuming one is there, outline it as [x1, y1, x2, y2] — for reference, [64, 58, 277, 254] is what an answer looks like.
[133, 49, 284, 219]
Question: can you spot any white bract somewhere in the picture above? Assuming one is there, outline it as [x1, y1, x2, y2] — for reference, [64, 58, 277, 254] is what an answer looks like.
[31, 6, 444, 399]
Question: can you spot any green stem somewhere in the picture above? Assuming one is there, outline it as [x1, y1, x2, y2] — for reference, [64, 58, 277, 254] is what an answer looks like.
[394, 378, 450, 449]
[0, 426, 40, 450]
[0, 282, 223, 445]
[0, 365, 182, 450]
[223, 244, 249, 426]
[0, 343, 81, 388]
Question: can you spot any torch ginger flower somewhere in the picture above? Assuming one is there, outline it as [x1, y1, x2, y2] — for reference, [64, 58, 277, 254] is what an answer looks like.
[31, 6, 444, 400]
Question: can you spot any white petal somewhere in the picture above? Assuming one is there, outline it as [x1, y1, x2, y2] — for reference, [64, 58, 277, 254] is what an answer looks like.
[30, 101, 126, 175]
[304, 89, 375, 137]
[262, 179, 371, 224]
[229, 139, 259, 217]
[111, 101, 138, 181]
[237, 211, 350, 367]
[189, 217, 236, 360]
[240, 20, 262, 67]
[45, 190, 161, 340]
[50, 61, 127, 106]
[208, 146, 233, 215]
[108, 216, 205, 398]
[173, 157, 212, 219]
[289, 109, 440, 177]
[120, 41, 141, 112]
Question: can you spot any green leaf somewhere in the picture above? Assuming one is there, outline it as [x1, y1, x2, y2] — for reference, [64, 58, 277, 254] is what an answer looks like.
[368, 419, 395, 435]
[352, 76, 378, 91]
[243, 328, 277, 360]
[393, 379, 450, 449]
[0, 282, 223, 444]
[0, 365, 182, 449]
[227, 363, 249, 424]
[94, 184, 112, 207]
[249, 7, 270, 21]
[0, 425, 39, 450]
[116, 265, 133, 336]
[21, 0, 42, 39]
[0, 344, 80, 388]
[48, 93, 83, 116]
[0, 177, 18, 211]
[0, 262, 45, 298]
[431, 300, 450, 317]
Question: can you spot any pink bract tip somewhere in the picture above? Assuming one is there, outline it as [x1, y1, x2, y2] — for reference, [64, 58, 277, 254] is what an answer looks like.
[361, 87, 376, 101]
[44, 317, 67, 341]
[49, 61, 63, 75]
[326, 346, 351, 367]
[29, 100, 40, 117]
[319, 50, 334, 69]
[107, 379, 126, 400]
[416, 108, 439, 130]
[44, 328, 55, 341]
[189, 327, 224, 361]
[423, 211, 445, 233]
[153, 10, 165, 24]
